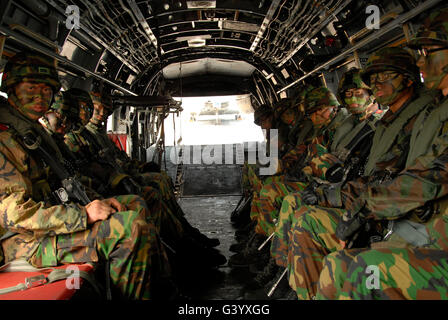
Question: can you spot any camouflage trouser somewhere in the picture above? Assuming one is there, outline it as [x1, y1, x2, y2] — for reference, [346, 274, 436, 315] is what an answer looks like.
[140, 185, 184, 239]
[317, 247, 448, 300]
[270, 191, 314, 267]
[287, 205, 345, 299]
[34, 195, 170, 299]
[138, 171, 184, 219]
[251, 179, 307, 236]
[248, 175, 285, 225]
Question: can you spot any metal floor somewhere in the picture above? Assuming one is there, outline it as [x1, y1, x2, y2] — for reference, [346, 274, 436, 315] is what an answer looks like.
[168, 144, 255, 299]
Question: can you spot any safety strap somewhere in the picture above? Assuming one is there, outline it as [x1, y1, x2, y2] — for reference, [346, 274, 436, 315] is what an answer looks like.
[0, 259, 102, 297]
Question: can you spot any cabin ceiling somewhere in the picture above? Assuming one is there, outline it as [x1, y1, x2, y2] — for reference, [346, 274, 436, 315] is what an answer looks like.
[0, 0, 443, 98]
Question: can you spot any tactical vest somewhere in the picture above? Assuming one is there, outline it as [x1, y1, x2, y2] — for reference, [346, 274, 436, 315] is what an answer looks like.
[0, 103, 65, 203]
[363, 89, 436, 176]
[391, 94, 448, 247]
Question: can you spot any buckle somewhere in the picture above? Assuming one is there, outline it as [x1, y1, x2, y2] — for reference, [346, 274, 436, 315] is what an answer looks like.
[24, 275, 47, 289]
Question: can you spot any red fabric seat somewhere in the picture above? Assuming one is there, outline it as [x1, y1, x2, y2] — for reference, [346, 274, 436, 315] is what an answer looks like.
[0, 263, 94, 300]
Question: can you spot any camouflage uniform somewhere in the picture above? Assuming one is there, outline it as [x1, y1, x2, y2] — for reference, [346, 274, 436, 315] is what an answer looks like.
[270, 69, 383, 267]
[62, 90, 185, 239]
[250, 87, 345, 237]
[317, 9, 448, 300]
[285, 47, 436, 299]
[0, 52, 171, 299]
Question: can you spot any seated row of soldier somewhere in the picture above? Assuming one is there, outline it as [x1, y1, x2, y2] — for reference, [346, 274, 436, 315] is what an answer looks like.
[230, 8, 448, 300]
[0, 50, 229, 299]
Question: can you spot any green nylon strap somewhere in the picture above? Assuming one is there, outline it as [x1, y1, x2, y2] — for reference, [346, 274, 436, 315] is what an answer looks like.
[364, 89, 436, 176]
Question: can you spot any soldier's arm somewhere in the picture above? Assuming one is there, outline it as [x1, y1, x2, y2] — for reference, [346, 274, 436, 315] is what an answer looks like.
[0, 135, 88, 238]
[350, 142, 448, 220]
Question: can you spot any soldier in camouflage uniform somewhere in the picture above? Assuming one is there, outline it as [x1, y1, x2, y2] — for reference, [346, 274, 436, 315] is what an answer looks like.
[285, 46, 436, 299]
[61, 89, 226, 268]
[0, 51, 176, 299]
[229, 87, 343, 268]
[270, 69, 383, 269]
[317, 7, 448, 300]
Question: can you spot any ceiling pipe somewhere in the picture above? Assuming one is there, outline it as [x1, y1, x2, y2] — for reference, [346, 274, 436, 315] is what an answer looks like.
[0, 25, 137, 96]
[277, 0, 353, 67]
[277, 0, 443, 94]
[127, 0, 164, 54]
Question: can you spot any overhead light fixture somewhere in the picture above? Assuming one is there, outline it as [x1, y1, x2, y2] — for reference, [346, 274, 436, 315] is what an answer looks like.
[218, 21, 259, 33]
[176, 34, 211, 42]
[186, 1, 216, 9]
[187, 39, 206, 47]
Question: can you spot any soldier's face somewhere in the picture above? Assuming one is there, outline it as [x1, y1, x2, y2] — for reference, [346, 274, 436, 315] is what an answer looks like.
[369, 72, 407, 106]
[416, 45, 448, 93]
[260, 115, 273, 129]
[310, 106, 334, 126]
[344, 88, 371, 114]
[13, 82, 53, 120]
[92, 103, 109, 123]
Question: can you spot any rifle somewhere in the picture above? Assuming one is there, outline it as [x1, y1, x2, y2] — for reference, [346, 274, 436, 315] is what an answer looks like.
[22, 132, 91, 206]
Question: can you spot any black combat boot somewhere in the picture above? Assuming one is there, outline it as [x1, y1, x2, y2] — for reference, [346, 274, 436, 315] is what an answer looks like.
[245, 258, 279, 290]
[228, 233, 268, 267]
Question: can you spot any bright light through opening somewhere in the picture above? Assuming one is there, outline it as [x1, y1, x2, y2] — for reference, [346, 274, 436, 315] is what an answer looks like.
[163, 94, 265, 146]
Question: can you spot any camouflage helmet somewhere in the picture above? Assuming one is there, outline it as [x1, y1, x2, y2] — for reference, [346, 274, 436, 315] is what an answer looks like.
[64, 88, 94, 124]
[0, 51, 61, 92]
[254, 104, 273, 125]
[51, 91, 79, 121]
[274, 98, 298, 125]
[90, 91, 113, 111]
[305, 87, 340, 115]
[408, 8, 448, 49]
[337, 68, 371, 104]
[360, 47, 420, 85]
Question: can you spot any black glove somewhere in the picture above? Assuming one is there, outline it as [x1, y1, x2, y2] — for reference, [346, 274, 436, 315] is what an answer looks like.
[301, 189, 319, 205]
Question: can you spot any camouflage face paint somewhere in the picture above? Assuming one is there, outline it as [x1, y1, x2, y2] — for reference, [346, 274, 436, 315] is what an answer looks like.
[12, 82, 53, 120]
[344, 89, 371, 115]
[370, 73, 406, 106]
[416, 46, 448, 90]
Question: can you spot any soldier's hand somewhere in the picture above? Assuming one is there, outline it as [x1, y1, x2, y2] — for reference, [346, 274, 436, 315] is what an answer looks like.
[85, 199, 117, 224]
[103, 197, 126, 212]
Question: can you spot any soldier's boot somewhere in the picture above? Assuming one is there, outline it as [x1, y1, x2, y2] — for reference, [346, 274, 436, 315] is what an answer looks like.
[178, 216, 220, 248]
[243, 267, 291, 300]
[173, 235, 227, 269]
[231, 195, 253, 228]
[234, 220, 257, 242]
[230, 227, 257, 253]
[245, 257, 279, 290]
[228, 233, 267, 267]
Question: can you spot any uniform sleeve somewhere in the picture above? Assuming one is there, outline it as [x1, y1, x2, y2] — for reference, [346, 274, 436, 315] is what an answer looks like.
[351, 135, 448, 220]
[0, 134, 88, 238]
